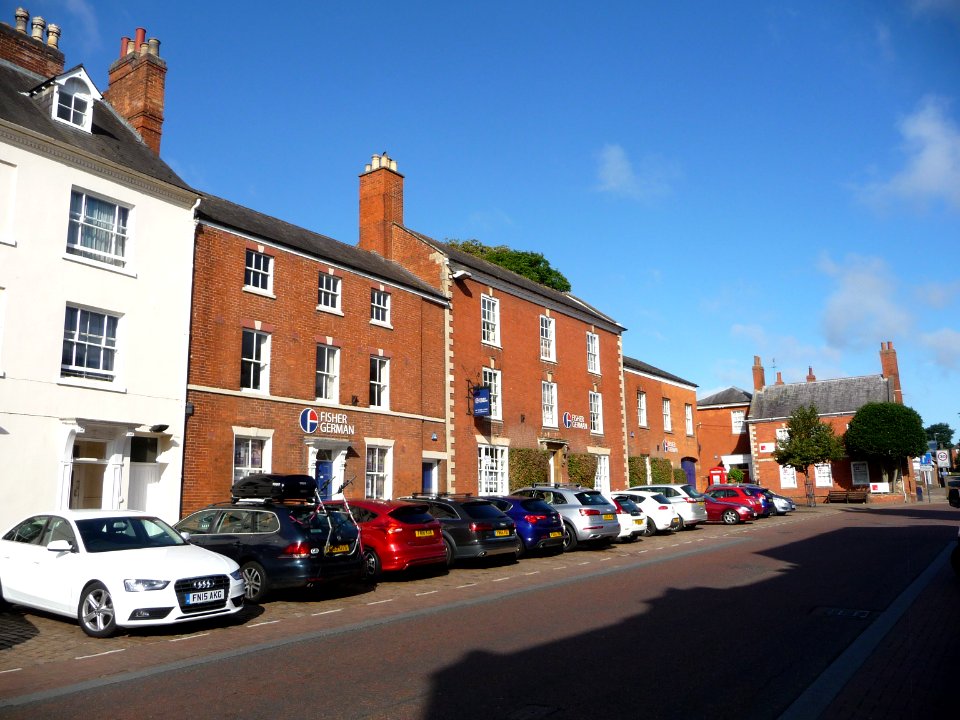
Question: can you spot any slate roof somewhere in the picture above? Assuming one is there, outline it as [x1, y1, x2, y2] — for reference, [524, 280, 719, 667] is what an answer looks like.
[698, 387, 753, 407]
[198, 195, 447, 301]
[748, 375, 893, 421]
[0, 58, 192, 191]
[623, 356, 697, 388]
[402, 227, 624, 334]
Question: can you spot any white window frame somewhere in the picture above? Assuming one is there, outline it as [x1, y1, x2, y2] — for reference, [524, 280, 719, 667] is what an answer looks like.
[370, 288, 391, 327]
[685, 404, 694, 436]
[586, 332, 600, 374]
[478, 444, 508, 495]
[731, 410, 746, 434]
[54, 77, 92, 131]
[539, 315, 556, 361]
[318, 273, 342, 313]
[369, 356, 389, 409]
[481, 294, 500, 346]
[67, 190, 130, 268]
[542, 381, 558, 427]
[315, 344, 340, 403]
[662, 398, 672, 433]
[244, 249, 273, 293]
[779, 464, 797, 489]
[233, 436, 270, 482]
[482, 367, 502, 421]
[365, 445, 392, 499]
[638, 391, 647, 427]
[814, 463, 834, 487]
[240, 328, 270, 393]
[851, 460, 870, 487]
[593, 454, 610, 494]
[61, 304, 119, 383]
[589, 391, 603, 434]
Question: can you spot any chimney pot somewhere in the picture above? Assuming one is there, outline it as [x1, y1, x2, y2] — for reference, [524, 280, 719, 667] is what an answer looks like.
[120, 36, 130, 58]
[31, 15, 45, 40]
[126, 39, 135, 54]
[775, 371, 784, 385]
[389, 159, 397, 171]
[134, 27, 146, 49]
[15, 7, 28, 33]
[46, 23, 60, 48]
[148, 37, 160, 56]
[806, 366, 816, 382]
[371, 155, 381, 170]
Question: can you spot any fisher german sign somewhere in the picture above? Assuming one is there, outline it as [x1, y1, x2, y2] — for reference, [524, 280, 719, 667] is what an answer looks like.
[563, 412, 589, 430]
[299, 408, 355, 436]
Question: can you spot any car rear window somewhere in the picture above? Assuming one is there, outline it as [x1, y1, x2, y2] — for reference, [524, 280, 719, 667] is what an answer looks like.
[518, 498, 554, 514]
[286, 507, 355, 535]
[575, 491, 610, 506]
[650, 493, 670, 504]
[388, 505, 435, 524]
[461, 501, 505, 520]
[680, 484, 704, 499]
[614, 497, 641, 513]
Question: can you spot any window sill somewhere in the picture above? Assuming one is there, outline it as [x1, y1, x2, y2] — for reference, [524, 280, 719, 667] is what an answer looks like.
[243, 286, 275, 300]
[240, 387, 270, 396]
[0, 236, 15, 247]
[540, 356, 557, 364]
[481, 341, 502, 350]
[63, 252, 136, 278]
[58, 376, 126, 393]
[369, 319, 393, 330]
[317, 305, 344, 316]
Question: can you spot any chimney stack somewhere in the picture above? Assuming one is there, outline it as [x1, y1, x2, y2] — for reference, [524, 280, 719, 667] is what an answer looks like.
[103, 26, 167, 154]
[358, 152, 404, 259]
[806, 366, 816, 382]
[0, 7, 65, 76]
[752, 356, 766, 391]
[879, 341, 903, 404]
[775, 372, 784, 386]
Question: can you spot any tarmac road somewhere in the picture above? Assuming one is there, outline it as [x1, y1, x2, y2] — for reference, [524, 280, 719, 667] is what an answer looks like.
[1, 500, 957, 719]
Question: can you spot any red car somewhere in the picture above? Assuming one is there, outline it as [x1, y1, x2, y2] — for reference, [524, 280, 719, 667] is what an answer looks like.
[332, 499, 447, 579]
[705, 485, 765, 518]
[703, 494, 757, 525]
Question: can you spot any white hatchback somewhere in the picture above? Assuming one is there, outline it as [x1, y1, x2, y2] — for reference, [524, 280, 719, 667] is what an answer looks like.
[630, 483, 708, 530]
[615, 491, 681, 536]
[0, 510, 245, 637]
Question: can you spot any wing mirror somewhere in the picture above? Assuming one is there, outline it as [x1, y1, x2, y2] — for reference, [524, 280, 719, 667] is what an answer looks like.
[47, 539, 74, 553]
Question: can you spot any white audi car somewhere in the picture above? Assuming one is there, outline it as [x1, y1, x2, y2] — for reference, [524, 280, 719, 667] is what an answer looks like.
[0, 510, 245, 637]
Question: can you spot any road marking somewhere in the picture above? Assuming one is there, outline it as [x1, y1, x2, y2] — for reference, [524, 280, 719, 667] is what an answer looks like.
[553, 565, 568, 570]
[0, 668, 22, 675]
[247, 620, 281, 627]
[366, 599, 394, 606]
[456, 583, 477, 589]
[169, 633, 209, 642]
[599, 557, 611, 562]
[416, 590, 439, 596]
[311, 608, 343, 616]
[523, 571, 540, 576]
[492, 577, 511, 582]
[75, 649, 125, 660]
[577, 561, 590, 566]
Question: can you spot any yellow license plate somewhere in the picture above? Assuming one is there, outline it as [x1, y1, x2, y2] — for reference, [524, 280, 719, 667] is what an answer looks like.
[603, 514, 615, 521]
[415, 529, 434, 537]
[494, 529, 509, 537]
[549, 531, 562, 538]
[633, 519, 644, 525]
[327, 543, 349, 554]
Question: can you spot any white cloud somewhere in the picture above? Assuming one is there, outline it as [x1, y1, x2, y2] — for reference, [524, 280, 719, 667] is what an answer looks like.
[595, 144, 679, 201]
[920, 328, 960, 370]
[916, 280, 960, 308]
[857, 96, 960, 211]
[819, 253, 913, 348]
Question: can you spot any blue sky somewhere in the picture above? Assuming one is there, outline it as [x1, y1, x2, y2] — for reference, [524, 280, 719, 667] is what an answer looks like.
[22, 1, 960, 432]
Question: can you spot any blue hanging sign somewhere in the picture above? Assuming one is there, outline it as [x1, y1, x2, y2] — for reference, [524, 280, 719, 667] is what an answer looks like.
[473, 387, 491, 416]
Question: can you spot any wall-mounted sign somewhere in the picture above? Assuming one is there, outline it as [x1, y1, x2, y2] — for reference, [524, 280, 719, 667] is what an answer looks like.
[870, 482, 890, 493]
[473, 387, 491, 417]
[663, 439, 678, 453]
[563, 412, 588, 430]
[758, 442, 775, 453]
[300, 408, 355, 435]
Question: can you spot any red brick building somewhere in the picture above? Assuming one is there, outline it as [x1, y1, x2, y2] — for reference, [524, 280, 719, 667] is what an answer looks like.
[356, 154, 628, 494]
[696, 387, 754, 483]
[181, 194, 449, 515]
[623, 357, 701, 488]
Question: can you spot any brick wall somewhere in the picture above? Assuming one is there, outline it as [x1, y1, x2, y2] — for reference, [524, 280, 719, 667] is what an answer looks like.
[696, 404, 752, 478]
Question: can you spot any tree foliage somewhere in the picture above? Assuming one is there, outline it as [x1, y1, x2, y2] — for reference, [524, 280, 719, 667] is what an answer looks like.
[447, 239, 572, 292]
[773, 405, 845, 501]
[845, 402, 927, 484]
[925, 422, 955, 449]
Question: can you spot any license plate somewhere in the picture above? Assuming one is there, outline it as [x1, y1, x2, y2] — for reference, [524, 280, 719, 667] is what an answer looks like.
[415, 529, 434, 537]
[494, 529, 510, 537]
[327, 543, 349, 554]
[603, 514, 615, 521]
[186, 589, 224, 604]
[549, 531, 562, 538]
[633, 519, 644, 525]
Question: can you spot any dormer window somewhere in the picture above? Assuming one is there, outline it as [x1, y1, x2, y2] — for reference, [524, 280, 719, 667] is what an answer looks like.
[54, 77, 93, 131]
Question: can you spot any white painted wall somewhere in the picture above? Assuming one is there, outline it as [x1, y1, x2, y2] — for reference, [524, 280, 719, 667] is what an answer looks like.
[0, 127, 197, 528]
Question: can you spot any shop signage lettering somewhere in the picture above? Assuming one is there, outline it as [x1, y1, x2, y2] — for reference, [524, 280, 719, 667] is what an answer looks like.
[563, 412, 589, 430]
[300, 408, 355, 436]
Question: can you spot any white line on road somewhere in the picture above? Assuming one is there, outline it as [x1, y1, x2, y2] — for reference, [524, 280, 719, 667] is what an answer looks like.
[169, 633, 209, 642]
[416, 590, 439, 596]
[456, 583, 477, 589]
[523, 571, 540, 576]
[553, 565, 568, 570]
[492, 577, 511, 582]
[577, 561, 590, 566]
[311, 608, 343, 616]
[366, 599, 394, 606]
[0, 668, 22, 675]
[246, 620, 281, 627]
[75, 649, 125, 660]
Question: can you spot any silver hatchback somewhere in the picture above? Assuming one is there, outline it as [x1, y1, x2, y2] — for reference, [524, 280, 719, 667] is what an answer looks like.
[513, 485, 621, 550]
[630, 483, 708, 530]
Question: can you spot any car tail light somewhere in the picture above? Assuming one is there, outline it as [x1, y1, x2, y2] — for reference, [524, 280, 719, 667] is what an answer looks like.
[523, 514, 548, 524]
[658, 505, 670, 511]
[280, 541, 310, 558]
[470, 521, 493, 532]
[384, 521, 404, 535]
[684, 497, 696, 503]
[579, 508, 601, 517]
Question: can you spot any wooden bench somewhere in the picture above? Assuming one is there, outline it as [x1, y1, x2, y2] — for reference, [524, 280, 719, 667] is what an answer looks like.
[824, 489, 869, 504]
[846, 490, 868, 503]
[825, 490, 849, 503]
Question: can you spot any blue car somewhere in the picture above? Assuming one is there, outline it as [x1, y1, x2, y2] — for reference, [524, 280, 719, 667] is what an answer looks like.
[486, 496, 564, 556]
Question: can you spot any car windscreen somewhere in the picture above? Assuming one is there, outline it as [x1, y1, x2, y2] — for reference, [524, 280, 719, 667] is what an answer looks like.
[76, 516, 186, 553]
[388, 505, 436, 524]
[461, 501, 505, 520]
[680, 484, 705, 499]
[575, 491, 611, 506]
[518, 498, 555, 514]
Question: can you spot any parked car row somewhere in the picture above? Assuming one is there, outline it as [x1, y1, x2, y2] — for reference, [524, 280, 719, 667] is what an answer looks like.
[0, 477, 793, 638]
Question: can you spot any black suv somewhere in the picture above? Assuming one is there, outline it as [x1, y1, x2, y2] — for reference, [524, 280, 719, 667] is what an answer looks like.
[176, 500, 363, 602]
[398, 494, 518, 566]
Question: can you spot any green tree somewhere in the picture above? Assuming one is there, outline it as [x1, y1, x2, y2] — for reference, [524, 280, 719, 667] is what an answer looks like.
[846, 402, 927, 487]
[925, 422, 955, 449]
[772, 404, 845, 506]
[447, 239, 572, 292]
[727, 467, 745, 483]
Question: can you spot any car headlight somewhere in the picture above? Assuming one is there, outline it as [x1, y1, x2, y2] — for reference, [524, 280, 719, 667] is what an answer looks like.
[124, 579, 170, 592]
[230, 569, 243, 582]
